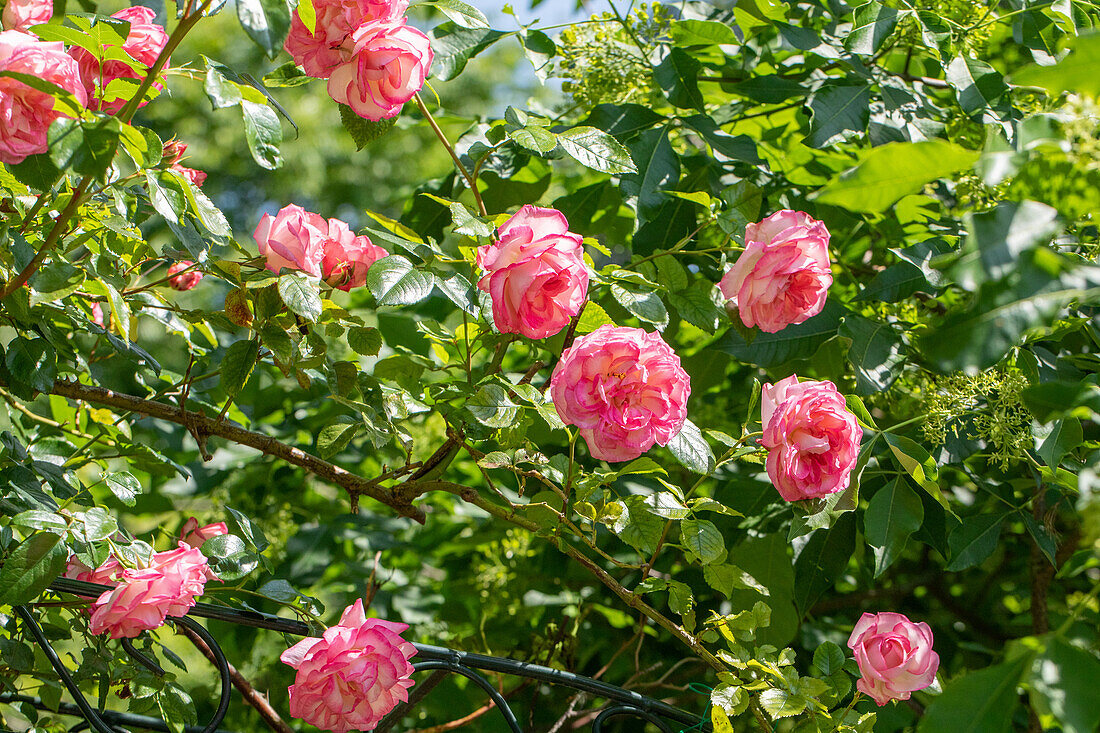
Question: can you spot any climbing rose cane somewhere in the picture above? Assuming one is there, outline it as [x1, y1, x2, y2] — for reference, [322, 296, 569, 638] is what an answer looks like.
[280, 599, 416, 732]
[327, 19, 432, 121]
[167, 261, 203, 291]
[719, 210, 832, 333]
[69, 5, 169, 114]
[88, 543, 216, 639]
[847, 612, 940, 706]
[550, 325, 690, 462]
[0, 30, 87, 164]
[284, 0, 408, 78]
[477, 205, 589, 340]
[2, 0, 52, 33]
[760, 375, 861, 502]
[179, 517, 228, 549]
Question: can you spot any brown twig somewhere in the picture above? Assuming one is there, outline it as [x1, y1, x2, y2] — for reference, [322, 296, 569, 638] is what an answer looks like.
[47, 379, 425, 522]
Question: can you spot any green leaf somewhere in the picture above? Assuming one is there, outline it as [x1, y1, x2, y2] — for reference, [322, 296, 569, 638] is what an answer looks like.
[666, 419, 715, 475]
[793, 513, 856, 616]
[5, 338, 56, 394]
[759, 688, 809, 719]
[847, 2, 900, 55]
[947, 55, 1008, 117]
[919, 655, 1030, 733]
[467, 384, 520, 428]
[242, 99, 283, 169]
[813, 140, 980, 212]
[556, 126, 636, 174]
[368, 255, 435, 306]
[278, 272, 323, 321]
[575, 302, 616, 334]
[10, 511, 68, 535]
[262, 61, 313, 87]
[339, 104, 397, 150]
[712, 300, 844, 367]
[423, 0, 489, 28]
[839, 315, 905, 395]
[946, 513, 1007, 571]
[519, 29, 555, 81]
[1029, 638, 1100, 733]
[668, 282, 724, 332]
[654, 49, 704, 110]
[236, 0, 291, 58]
[260, 324, 293, 364]
[883, 433, 942, 500]
[804, 84, 871, 148]
[703, 563, 768, 598]
[347, 326, 383, 357]
[621, 127, 680, 227]
[812, 641, 847, 676]
[507, 123, 558, 155]
[1023, 377, 1100, 423]
[864, 478, 924, 577]
[1011, 32, 1100, 99]
[220, 339, 261, 396]
[682, 115, 761, 163]
[670, 19, 740, 46]
[950, 201, 1060, 290]
[0, 533, 66, 606]
[610, 284, 668, 328]
[681, 518, 724, 564]
[104, 472, 143, 507]
[318, 423, 360, 459]
[158, 683, 198, 733]
[428, 23, 506, 81]
[611, 495, 665, 554]
[1037, 417, 1081, 468]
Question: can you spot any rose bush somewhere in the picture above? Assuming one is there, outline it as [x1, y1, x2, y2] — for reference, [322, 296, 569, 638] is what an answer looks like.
[1, 0, 1098, 731]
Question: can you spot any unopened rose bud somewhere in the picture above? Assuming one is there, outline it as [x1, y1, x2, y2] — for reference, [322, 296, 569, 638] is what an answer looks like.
[167, 261, 202, 291]
[162, 138, 187, 165]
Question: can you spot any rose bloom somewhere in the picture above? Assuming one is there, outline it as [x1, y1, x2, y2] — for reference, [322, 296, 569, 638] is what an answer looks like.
[550, 325, 690, 462]
[2, 0, 52, 33]
[848, 612, 940, 706]
[719, 210, 832, 334]
[88, 543, 216, 639]
[327, 20, 432, 121]
[70, 5, 169, 114]
[321, 220, 387, 291]
[476, 205, 588, 340]
[253, 204, 329, 277]
[65, 554, 123, 586]
[167, 261, 203, 291]
[173, 164, 207, 187]
[760, 375, 861, 502]
[89, 301, 105, 328]
[179, 517, 228, 549]
[280, 599, 416, 733]
[285, 0, 408, 78]
[0, 30, 87, 164]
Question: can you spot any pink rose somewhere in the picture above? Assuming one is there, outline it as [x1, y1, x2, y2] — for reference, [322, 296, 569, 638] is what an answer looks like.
[847, 612, 939, 706]
[65, 554, 123, 586]
[2, 0, 52, 32]
[327, 20, 432, 121]
[87, 543, 216, 639]
[476, 205, 589, 340]
[179, 517, 228, 548]
[760, 376, 861, 502]
[285, 0, 408, 78]
[90, 301, 105, 328]
[550, 325, 690, 462]
[253, 204, 328, 277]
[167, 261, 203, 291]
[321, 220, 387, 291]
[0, 30, 87, 164]
[719, 210, 832, 333]
[173, 164, 207, 187]
[70, 5, 169, 114]
[280, 599, 416, 732]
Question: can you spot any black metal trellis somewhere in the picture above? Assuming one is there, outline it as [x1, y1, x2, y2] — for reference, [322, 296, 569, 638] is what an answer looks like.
[1, 577, 712, 733]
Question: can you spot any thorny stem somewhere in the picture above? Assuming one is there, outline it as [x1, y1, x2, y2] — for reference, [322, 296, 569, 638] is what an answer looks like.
[414, 93, 488, 217]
